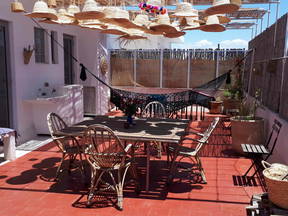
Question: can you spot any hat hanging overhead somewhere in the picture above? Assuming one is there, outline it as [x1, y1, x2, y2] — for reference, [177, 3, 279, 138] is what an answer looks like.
[74, 0, 105, 20]
[204, 0, 241, 16]
[171, 2, 198, 17]
[204, 14, 231, 24]
[25, 0, 58, 20]
[125, 14, 151, 30]
[66, 4, 81, 18]
[182, 18, 202, 30]
[121, 29, 148, 40]
[11, 0, 25, 13]
[100, 25, 128, 35]
[149, 14, 177, 34]
[200, 15, 226, 32]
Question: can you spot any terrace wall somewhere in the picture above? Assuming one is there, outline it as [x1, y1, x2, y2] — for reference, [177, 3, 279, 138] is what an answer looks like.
[110, 49, 245, 88]
[245, 13, 288, 164]
[0, 0, 108, 143]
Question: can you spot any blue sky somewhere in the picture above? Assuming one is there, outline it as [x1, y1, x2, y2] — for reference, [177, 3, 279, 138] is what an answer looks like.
[172, 1, 288, 49]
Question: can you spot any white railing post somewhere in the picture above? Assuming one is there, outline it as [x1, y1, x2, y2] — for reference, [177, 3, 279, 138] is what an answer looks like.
[160, 49, 163, 88]
[133, 50, 137, 87]
[187, 49, 191, 88]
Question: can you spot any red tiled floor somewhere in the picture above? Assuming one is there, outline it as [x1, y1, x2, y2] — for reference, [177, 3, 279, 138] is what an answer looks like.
[0, 117, 264, 216]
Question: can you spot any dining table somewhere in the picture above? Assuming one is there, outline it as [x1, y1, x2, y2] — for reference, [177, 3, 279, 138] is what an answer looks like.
[54, 115, 189, 191]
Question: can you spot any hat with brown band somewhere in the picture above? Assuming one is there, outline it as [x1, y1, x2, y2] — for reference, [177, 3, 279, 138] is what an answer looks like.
[149, 14, 177, 34]
[171, 2, 198, 17]
[204, 0, 241, 16]
[25, 0, 58, 20]
[74, 0, 105, 20]
[200, 15, 226, 32]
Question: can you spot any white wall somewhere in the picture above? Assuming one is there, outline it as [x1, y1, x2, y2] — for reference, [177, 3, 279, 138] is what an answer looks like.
[256, 108, 288, 165]
[0, 0, 108, 143]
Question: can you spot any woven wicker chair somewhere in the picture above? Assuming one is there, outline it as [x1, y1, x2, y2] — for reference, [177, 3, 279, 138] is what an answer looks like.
[167, 117, 220, 184]
[142, 101, 166, 118]
[47, 112, 85, 181]
[141, 101, 166, 158]
[83, 124, 139, 210]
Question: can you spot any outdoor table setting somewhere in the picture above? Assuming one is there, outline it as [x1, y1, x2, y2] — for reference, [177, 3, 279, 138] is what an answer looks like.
[54, 115, 190, 191]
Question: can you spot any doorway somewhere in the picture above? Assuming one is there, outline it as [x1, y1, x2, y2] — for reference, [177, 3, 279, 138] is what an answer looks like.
[63, 34, 75, 85]
[0, 21, 11, 128]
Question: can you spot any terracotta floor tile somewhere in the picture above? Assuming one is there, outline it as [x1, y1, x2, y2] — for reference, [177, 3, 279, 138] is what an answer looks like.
[0, 117, 265, 216]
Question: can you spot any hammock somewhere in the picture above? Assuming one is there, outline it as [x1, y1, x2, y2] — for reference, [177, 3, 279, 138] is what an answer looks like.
[80, 50, 250, 117]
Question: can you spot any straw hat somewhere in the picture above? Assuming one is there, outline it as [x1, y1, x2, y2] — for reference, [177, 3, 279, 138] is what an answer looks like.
[204, 14, 231, 24]
[200, 15, 226, 32]
[101, 7, 132, 27]
[40, 8, 77, 25]
[47, 0, 57, 8]
[121, 29, 148, 40]
[11, 1, 25, 13]
[204, 0, 241, 16]
[100, 25, 128, 35]
[125, 14, 151, 30]
[80, 24, 106, 30]
[74, 0, 105, 20]
[171, 2, 198, 17]
[182, 18, 202, 30]
[111, 8, 131, 27]
[149, 14, 177, 34]
[66, 4, 81, 18]
[79, 19, 103, 26]
[164, 26, 185, 38]
[25, 0, 58, 20]
[57, 8, 77, 24]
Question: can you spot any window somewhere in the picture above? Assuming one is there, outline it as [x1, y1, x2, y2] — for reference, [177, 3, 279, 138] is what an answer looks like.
[51, 31, 58, 64]
[34, 27, 48, 63]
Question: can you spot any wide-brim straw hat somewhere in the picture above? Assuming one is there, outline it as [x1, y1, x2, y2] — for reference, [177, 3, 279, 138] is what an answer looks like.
[74, 0, 105, 20]
[178, 17, 204, 28]
[25, 0, 58, 20]
[100, 25, 128, 35]
[121, 29, 148, 40]
[56, 8, 77, 24]
[110, 8, 132, 27]
[80, 24, 106, 30]
[200, 15, 226, 32]
[204, 14, 231, 24]
[205, 0, 241, 16]
[125, 14, 151, 30]
[149, 14, 177, 34]
[79, 19, 104, 26]
[171, 2, 198, 17]
[183, 20, 202, 30]
[11, 1, 25, 13]
[100, 7, 120, 25]
[164, 30, 185, 38]
[66, 4, 81, 18]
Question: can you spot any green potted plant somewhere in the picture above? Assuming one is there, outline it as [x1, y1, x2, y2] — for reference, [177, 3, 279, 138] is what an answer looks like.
[230, 89, 265, 153]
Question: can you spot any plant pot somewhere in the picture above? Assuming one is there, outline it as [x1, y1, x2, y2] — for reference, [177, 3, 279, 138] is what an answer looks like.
[209, 101, 223, 114]
[223, 99, 241, 113]
[231, 116, 264, 154]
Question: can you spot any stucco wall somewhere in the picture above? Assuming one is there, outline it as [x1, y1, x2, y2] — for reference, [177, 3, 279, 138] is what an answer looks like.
[0, 0, 108, 143]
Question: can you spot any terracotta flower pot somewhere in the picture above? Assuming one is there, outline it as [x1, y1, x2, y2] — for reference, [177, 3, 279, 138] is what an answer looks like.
[209, 101, 223, 114]
[231, 116, 264, 153]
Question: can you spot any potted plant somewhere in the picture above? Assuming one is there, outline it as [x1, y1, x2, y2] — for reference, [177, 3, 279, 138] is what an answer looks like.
[209, 97, 223, 114]
[230, 89, 265, 153]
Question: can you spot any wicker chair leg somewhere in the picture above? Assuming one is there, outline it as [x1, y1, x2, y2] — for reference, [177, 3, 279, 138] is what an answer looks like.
[87, 170, 104, 206]
[196, 156, 207, 184]
[54, 154, 66, 180]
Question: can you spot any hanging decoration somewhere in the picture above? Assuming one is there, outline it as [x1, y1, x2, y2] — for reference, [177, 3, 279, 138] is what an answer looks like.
[138, 2, 167, 15]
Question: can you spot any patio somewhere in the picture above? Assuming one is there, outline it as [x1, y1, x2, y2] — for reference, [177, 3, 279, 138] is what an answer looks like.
[0, 114, 264, 216]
